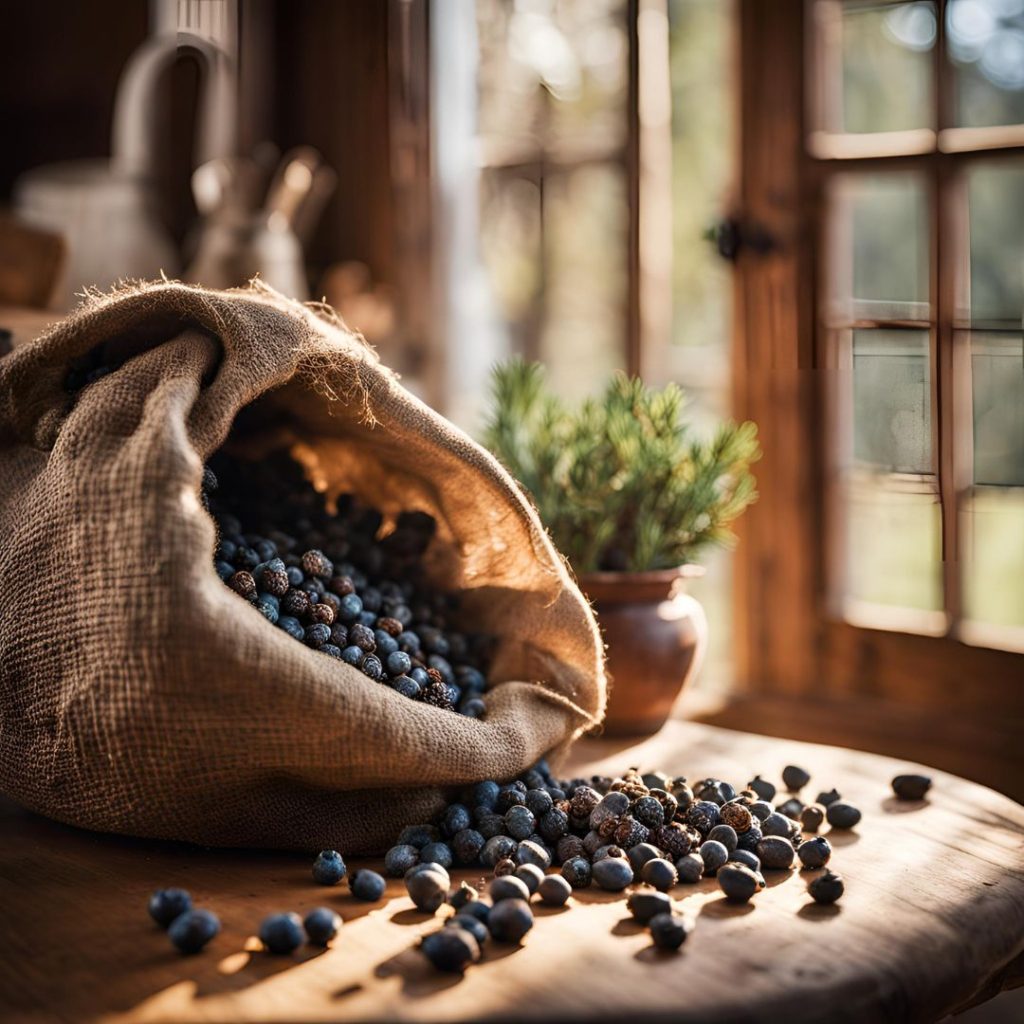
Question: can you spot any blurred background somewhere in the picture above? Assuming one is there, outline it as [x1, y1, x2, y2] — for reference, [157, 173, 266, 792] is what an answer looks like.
[0, 0, 1021, 797]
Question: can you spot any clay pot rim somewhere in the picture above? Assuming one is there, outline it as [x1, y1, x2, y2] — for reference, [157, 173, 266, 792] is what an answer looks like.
[576, 564, 705, 604]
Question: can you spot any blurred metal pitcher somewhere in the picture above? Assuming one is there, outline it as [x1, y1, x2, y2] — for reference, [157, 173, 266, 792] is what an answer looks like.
[14, 31, 234, 310]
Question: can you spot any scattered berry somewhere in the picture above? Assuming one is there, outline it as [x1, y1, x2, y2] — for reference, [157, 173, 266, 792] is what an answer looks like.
[538, 874, 572, 907]
[303, 907, 342, 945]
[312, 850, 346, 886]
[260, 912, 304, 954]
[148, 888, 192, 929]
[718, 863, 760, 903]
[797, 836, 832, 869]
[349, 869, 386, 902]
[808, 869, 845, 904]
[420, 926, 481, 972]
[648, 912, 692, 951]
[826, 802, 862, 829]
[487, 899, 534, 943]
[892, 774, 932, 801]
[168, 908, 220, 954]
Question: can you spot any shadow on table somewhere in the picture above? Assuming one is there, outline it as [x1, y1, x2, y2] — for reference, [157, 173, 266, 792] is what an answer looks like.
[698, 896, 755, 919]
[826, 830, 861, 848]
[796, 901, 842, 922]
[881, 796, 929, 814]
[374, 937, 524, 997]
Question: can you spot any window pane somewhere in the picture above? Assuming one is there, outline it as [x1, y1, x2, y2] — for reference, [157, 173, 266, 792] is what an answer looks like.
[821, 1, 936, 134]
[853, 329, 932, 474]
[839, 329, 942, 618]
[972, 332, 1024, 487]
[947, 0, 1024, 128]
[844, 474, 943, 613]
[479, 172, 542, 348]
[476, 0, 627, 159]
[828, 173, 930, 321]
[670, 0, 732, 354]
[967, 161, 1024, 326]
[540, 164, 627, 399]
[962, 487, 1024, 632]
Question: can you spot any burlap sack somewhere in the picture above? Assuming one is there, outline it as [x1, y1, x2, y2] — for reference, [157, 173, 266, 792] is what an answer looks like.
[0, 280, 605, 852]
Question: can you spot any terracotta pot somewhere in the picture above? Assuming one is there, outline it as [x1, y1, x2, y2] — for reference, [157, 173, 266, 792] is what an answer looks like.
[579, 566, 708, 737]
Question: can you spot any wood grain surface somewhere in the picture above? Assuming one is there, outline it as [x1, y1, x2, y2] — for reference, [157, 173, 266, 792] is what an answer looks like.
[1, 721, 1022, 1024]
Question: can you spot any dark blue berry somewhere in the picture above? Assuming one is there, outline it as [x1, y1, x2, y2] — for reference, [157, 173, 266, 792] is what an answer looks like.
[756, 836, 796, 869]
[397, 824, 440, 849]
[675, 853, 704, 883]
[360, 653, 384, 680]
[460, 696, 486, 718]
[718, 862, 760, 902]
[448, 914, 488, 947]
[375, 631, 399, 657]
[215, 560, 234, 580]
[538, 874, 572, 907]
[452, 828, 485, 865]
[421, 842, 454, 870]
[215, 539, 237, 562]
[490, 876, 531, 903]
[389, 675, 421, 698]
[350, 869, 386, 901]
[797, 836, 832, 869]
[473, 780, 500, 809]
[648, 912, 692, 950]
[259, 912, 304, 954]
[336, 593, 363, 622]
[808, 868, 844, 904]
[386, 651, 412, 677]
[459, 900, 491, 924]
[420, 926, 480, 972]
[312, 849, 346, 885]
[406, 866, 449, 912]
[256, 594, 279, 623]
[304, 907, 342, 945]
[286, 566, 304, 586]
[486, 899, 533, 944]
[560, 856, 592, 889]
[593, 856, 634, 891]
[340, 645, 362, 665]
[304, 623, 331, 649]
[504, 805, 536, 842]
[892, 774, 931, 800]
[729, 849, 761, 872]
[442, 804, 472, 838]
[148, 888, 192, 928]
[640, 858, 678, 891]
[277, 615, 304, 640]
[480, 835, 517, 868]
[627, 889, 672, 924]
[384, 844, 420, 877]
[168, 908, 220, 954]
[826, 802, 862, 829]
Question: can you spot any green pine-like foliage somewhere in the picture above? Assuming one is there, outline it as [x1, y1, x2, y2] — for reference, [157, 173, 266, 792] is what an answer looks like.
[482, 359, 761, 573]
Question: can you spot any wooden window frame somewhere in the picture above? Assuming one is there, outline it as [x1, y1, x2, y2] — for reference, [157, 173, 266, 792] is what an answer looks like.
[726, 0, 1024, 796]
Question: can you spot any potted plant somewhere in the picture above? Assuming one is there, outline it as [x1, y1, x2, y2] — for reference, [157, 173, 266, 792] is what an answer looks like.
[483, 360, 761, 736]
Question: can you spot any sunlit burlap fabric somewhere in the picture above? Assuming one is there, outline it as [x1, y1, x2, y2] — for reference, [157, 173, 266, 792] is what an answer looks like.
[0, 280, 605, 851]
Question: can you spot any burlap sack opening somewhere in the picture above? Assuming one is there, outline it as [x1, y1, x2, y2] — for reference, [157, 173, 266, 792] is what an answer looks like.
[0, 280, 606, 852]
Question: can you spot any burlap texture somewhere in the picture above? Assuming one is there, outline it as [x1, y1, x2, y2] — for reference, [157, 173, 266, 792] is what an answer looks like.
[0, 280, 606, 852]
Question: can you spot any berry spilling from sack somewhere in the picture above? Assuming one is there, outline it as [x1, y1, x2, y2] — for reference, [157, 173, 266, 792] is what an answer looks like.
[202, 455, 495, 715]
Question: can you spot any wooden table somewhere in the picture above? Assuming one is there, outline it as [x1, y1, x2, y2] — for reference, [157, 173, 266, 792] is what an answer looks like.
[2, 721, 1022, 1024]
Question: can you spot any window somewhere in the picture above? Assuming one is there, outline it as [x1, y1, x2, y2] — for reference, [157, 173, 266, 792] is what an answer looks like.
[726, 0, 1023, 792]
[811, 0, 1024, 651]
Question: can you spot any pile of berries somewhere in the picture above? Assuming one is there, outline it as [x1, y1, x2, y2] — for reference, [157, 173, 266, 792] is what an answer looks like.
[377, 759, 860, 970]
[151, 763, 930, 967]
[203, 453, 494, 716]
